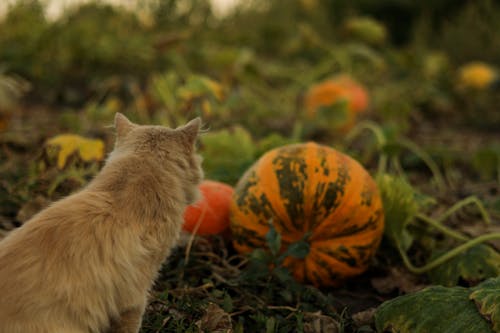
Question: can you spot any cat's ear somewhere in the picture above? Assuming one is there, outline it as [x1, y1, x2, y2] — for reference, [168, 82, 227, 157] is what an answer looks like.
[178, 117, 201, 148]
[114, 113, 136, 139]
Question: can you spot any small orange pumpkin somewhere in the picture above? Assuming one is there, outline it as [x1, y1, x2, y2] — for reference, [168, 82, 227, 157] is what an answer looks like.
[305, 75, 369, 132]
[183, 180, 234, 235]
[230, 142, 384, 287]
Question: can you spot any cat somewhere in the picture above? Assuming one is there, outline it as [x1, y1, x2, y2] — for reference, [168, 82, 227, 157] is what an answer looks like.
[0, 113, 203, 333]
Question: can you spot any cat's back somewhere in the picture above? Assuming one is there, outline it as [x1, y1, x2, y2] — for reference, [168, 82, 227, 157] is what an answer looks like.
[0, 189, 130, 332]
[0, 189, 114, 260]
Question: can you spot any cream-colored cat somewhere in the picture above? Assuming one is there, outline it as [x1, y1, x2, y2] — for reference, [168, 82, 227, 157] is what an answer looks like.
[0, 113, 203, 333]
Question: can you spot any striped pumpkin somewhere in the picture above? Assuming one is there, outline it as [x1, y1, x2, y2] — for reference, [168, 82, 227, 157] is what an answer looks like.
[230, 142, 384, 287]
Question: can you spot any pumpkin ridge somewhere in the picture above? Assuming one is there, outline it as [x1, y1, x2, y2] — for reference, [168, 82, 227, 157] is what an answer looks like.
[257, 149, 299, 235]
[303, 143, 319, 232]
[312, 248, 365, 276]
[311, 155, 357, 236]
[231, 224, 267, 250]
[313, 158, 381, 239]
[306, 250, 349, 285]
[310, 150, 350, 229]
[272, 145, 308, 233]
[235, 160, 292, 234]
[312, 215, 374, 240]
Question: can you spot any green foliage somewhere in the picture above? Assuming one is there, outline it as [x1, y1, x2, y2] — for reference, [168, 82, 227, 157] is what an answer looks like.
[0, 1, 153, 103]
[376, 174, 422, 251]
[375, 277, 500, 333]
[472, 146, 500, 182]
[470, 277, 500, 333]
[343, 17, 387, 46]
[256, 133, 295, 158]
[0, 0, 48, 77]
[438, 0, 500, 65]
[200, 126, 256, 185]
[0, 69, 29, 109]
[427, 244, 500, 287]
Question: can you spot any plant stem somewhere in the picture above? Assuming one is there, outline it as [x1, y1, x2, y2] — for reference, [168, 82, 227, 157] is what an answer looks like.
[437, 196, 492, 225]
[346, 120, 387, 147]
[415, 214, 468, 241]
[397, 232, 500, 274]
[391, 155, 409, 183]
[397, 138, 446, 192]
[345, 121, 388, 178]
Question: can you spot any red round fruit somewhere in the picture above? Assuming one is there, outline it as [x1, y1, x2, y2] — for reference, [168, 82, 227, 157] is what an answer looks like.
[183, 180, 234, 235]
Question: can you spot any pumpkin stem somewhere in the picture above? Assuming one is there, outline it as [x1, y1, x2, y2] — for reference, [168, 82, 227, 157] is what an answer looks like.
[397, 232, 500, 274]
[395, 138, 447, 192]
[391, 156, 409, 182]
[436, 196, 492, 226]
[345, 120, 388, 178]
[346, 121, 387, 147]
[415, 214, 468, 241]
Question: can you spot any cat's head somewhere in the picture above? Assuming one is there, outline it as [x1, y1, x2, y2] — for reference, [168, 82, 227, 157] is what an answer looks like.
[111, 113, 203, 204]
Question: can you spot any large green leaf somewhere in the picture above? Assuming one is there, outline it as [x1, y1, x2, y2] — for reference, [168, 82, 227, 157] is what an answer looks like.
[470, 277, 500, 332]
[375, 285, 493, 333]
[375, 278, 500, 333]
[428, 244, 500, 287]
[376, 174, 419, 251]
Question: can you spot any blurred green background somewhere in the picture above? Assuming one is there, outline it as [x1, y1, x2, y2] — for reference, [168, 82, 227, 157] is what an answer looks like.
[1, 0, 499, 191]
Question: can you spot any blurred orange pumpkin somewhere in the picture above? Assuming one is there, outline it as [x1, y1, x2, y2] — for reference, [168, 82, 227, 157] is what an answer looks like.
[304, 75, 369, 132]
[183, 180, 234, 235]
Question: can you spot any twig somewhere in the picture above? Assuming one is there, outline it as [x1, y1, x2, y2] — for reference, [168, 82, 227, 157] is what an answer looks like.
[184, 204, 208, 263]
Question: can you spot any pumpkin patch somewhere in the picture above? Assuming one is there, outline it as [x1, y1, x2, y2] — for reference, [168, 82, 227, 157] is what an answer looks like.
[4, 1, 500, 331]
[183, 180, 234, 236]
[230, 142, 384, 287]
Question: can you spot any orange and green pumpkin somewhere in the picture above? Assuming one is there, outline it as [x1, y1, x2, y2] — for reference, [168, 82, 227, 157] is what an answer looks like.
[304, 75, 370, 133]
[230, 142, 384, 287]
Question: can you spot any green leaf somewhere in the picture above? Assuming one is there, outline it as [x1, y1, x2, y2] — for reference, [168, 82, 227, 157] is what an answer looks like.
[470, 277, 500, 332]
[428, 244, 500, 287]
[266, 222, 281, 256]
[223, 292, 234, 313]
[472, 147, 500, 181]
[376, 174, 420, 251]
[273, 266, 293, 283]
[178, 74, 224, 102]
[344, 16, 387, 46]
[266, 317, 276, 333]
[250, 248, 271, 264]
[200, 126, 256, 185]
[375, 285, 493, 333]
[256, 133, 295, 158]
[285, 240, 310, 259]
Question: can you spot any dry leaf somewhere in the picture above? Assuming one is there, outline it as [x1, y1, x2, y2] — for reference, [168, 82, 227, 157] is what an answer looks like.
[46, 134, 105, 169]
[195, 302, 232, 333]
[352, 307, 376, 328]
[371, 267, 425, 294]
[303, 312, 340, 333]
